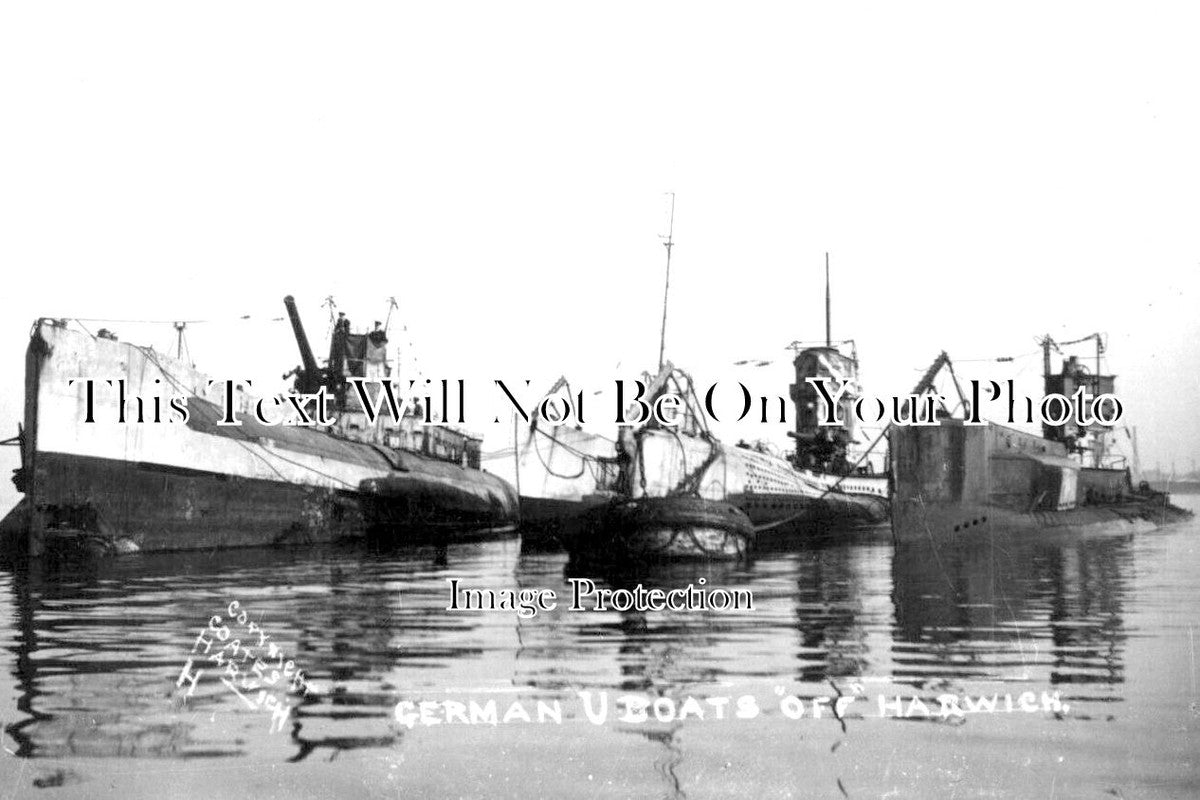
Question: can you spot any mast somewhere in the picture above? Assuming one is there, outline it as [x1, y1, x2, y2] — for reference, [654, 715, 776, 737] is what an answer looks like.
[1041, 334, 1053, 394]
[825, 252, 831, 347]
[657, 192, 675, 372]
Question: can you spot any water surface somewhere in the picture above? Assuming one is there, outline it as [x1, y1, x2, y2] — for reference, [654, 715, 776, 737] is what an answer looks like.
[0, 497, 1197, 798]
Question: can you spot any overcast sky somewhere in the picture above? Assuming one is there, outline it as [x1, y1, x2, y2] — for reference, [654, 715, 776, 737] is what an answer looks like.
[2, 3, 1199, 511]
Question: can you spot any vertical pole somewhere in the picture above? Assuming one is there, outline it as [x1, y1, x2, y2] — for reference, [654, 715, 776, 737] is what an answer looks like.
[657, 193, 675, 372]
[1093, 334, 1103, 467]
[1042, 336, 1052, 388]
[1041, 335, 1054, 441]
[825, 252, 831, 347]
[512, 413, 521, 499]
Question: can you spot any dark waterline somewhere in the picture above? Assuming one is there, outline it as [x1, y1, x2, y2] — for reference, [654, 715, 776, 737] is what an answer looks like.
[0, 497, 1197, 798]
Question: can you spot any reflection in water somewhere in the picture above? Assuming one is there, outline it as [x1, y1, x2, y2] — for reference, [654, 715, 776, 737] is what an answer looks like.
[0, 514, 1180, 795]
[891, 532, 1130, 694]
[791, 545, 879, 683]
[554, 559, 764, 800]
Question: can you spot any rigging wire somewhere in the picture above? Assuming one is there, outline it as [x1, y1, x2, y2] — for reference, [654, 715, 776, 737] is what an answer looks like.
[133, 343, 358, 490]
[71, 314, 283, 325]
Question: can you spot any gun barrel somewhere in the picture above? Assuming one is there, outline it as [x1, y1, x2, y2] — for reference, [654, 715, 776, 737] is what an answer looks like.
[283, 295, 320, 379]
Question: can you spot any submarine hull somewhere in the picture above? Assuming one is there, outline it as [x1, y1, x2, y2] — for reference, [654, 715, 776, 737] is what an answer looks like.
[2, 320, 518, 556]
